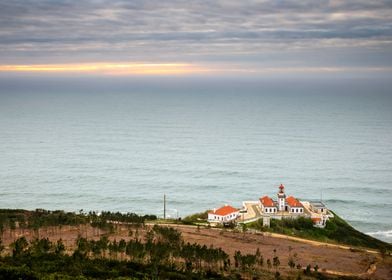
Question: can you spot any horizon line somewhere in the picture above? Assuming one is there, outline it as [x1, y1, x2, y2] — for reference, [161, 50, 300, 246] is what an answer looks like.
[0, 62, 391, 76]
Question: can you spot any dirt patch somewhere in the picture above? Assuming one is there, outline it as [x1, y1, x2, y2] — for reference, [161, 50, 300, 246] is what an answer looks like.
[1, 223, 390, 279]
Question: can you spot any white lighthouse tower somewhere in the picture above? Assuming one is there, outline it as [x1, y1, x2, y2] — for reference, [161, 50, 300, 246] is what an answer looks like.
[277, 184, 286, 211]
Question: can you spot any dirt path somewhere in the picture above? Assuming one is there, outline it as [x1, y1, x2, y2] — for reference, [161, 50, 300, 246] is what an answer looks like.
[149, 222, 379, 254]
[264, 231, 379, 254]
[148, 223, 390, 279]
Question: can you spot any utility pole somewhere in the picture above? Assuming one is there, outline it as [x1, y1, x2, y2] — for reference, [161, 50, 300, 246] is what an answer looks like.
[163, 194, 166, 220]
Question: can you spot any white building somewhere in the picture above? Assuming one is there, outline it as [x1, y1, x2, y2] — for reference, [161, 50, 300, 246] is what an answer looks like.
[286, 196, 304, 214]
[259, 184, 304, 215]
[309, 201, 327, 214]
[259, 196, 277, 214]
[312, 216, 328, 228]
[308, 201, 334, 228]
[208, 205, 239, 223]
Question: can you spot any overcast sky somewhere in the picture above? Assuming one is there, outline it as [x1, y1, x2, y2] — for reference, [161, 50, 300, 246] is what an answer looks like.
[0, 0, 391, 77]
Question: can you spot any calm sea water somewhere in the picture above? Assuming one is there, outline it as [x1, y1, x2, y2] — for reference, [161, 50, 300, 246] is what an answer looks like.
[0, 80, 391, 242]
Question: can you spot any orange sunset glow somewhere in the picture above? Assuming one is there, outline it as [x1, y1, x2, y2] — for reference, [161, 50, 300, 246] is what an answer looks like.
[0, 63, 209, 75]
[1, 63, 390, 76]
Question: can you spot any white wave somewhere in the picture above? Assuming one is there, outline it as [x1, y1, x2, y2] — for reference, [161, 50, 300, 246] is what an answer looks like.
[366, 230, 392, 238]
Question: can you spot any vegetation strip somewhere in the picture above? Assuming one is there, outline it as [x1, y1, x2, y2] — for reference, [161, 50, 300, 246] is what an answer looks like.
[0, 208, 390, 279]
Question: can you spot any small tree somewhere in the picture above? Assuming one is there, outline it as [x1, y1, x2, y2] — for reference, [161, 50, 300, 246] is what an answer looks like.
[118, 239, 126, 260]
[11, 236, 29, 257]
[0, 238, 4, 255]
[267, 259, 272, 270]
[234, 250, 241, 269]
[55, 239, 65, 255]
[273, 256, 280, 271]
[31, 237, 52, 255]
[98, 236, 109, 258]
[288, 257, 295, 270]
[242, 223, 247, 236]
[304, 264, 311, 275]
[75, 236, 89, 258]
[255, 248, 261, 259]
[255, 248, 263, 267]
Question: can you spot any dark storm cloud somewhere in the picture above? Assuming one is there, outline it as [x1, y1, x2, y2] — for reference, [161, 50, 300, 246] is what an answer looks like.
[0, 0, 391, 69]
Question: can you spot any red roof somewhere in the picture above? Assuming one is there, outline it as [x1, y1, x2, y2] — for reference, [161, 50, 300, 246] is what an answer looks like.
[210, 205, 238, 216]
[286, 196, 303, 207]
[260, 196, 275, 207]
[312, 217, 321, 222]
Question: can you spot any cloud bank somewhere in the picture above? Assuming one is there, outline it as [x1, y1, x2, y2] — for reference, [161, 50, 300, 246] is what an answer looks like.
[0, 0, 391, 75]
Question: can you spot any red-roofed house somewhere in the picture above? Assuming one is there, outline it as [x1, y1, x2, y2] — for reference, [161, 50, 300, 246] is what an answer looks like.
[286, 196, 304, 214]
[311, 216, 327, 228]
[208, 205, 239, 223]
[259, 196, 277, 214]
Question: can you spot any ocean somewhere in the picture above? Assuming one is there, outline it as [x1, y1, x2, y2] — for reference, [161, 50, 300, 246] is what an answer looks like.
[0, 77, 391, 242]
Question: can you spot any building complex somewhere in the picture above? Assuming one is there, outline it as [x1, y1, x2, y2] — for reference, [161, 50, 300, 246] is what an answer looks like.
[208, 184, 333, 228]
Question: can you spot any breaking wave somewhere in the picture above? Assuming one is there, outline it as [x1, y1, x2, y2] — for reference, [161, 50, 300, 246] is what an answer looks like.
[366, 230, 392, 239]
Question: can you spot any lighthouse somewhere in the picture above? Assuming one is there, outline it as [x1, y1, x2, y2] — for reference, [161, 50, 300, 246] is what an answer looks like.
[277, 184, 286, 211]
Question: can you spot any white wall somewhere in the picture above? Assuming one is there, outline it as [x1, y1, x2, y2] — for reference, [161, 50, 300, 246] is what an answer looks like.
[208, 211, 239, 223]
[263, 207, 277, 213]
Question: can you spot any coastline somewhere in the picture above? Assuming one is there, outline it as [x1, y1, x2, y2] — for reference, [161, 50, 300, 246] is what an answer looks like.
[0, 208, 391, 279]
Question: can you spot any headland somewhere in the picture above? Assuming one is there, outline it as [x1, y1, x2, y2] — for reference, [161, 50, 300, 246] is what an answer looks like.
[0, 206, 391, 279]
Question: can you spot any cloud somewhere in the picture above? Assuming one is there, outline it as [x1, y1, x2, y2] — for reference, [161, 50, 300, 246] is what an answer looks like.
[0, 0, 391, 73]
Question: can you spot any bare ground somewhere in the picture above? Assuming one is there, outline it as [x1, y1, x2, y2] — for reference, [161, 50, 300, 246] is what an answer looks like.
[1, 223, 391, 279]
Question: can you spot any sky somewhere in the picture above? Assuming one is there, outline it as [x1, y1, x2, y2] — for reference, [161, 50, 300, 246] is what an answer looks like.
[0, 0, 391, 78]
